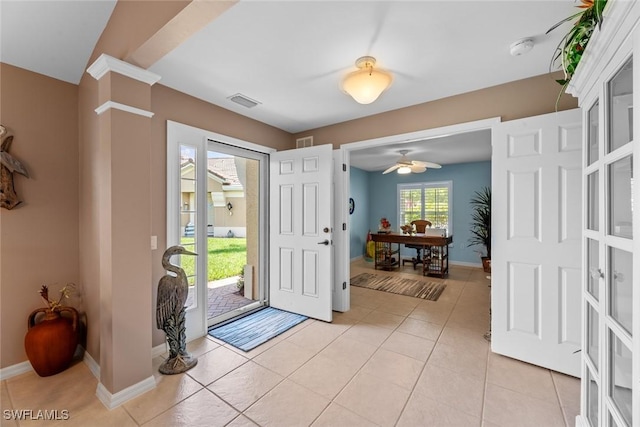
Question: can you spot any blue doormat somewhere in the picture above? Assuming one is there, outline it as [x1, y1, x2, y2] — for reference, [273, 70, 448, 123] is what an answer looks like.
[208, 307, 308, 352]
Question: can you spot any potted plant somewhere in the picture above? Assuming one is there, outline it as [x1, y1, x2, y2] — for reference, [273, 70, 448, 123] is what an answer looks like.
[24, 283, 79, 376]
[236, 269, 245, 294]
[468, 187, 491, 273]
[546, 0, 607, 105]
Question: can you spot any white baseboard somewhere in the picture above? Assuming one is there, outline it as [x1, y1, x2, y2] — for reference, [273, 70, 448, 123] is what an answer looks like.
[83, 350, 100, 380]
[96, 375, 156, 410]
[0, 361, 32, 381]
[152, 342, 167, 358]
[575, 415, 587, 427]
[449, 260, 483, 268]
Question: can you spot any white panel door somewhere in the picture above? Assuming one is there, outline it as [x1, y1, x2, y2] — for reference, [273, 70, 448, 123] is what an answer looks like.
[492, 109, 582, 376]
[270, 144, 333, 321]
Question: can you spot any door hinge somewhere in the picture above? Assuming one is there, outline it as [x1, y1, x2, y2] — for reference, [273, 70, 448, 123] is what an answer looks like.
[342, 223, 346, 231]
[342, 282, 347, 290]
[342, 163, 346, 171]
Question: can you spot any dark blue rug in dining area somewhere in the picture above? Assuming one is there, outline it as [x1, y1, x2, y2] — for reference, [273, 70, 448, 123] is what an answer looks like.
[208, 307, 308, 352]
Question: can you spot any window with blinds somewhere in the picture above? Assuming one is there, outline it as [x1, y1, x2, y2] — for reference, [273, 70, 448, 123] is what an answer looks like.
[398, 181, 452, 232]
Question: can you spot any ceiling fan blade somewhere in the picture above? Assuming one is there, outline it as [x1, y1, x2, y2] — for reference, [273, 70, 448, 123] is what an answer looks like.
[422, 161, 442, 169]
[410, 165, 426, 173]
[382, 164, 400, 174]
[410, 160, 427, 166]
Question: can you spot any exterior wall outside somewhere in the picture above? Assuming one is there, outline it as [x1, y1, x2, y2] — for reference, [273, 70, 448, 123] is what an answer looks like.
[0, 64, 80, 368]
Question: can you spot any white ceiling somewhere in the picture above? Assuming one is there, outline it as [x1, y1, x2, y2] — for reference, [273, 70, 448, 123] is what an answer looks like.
[349, 129, 492, 171]
[0, 0, 577, 167]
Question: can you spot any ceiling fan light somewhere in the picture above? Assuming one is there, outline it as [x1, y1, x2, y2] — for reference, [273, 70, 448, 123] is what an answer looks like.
[342, 56, 392, 104]
[397, 166, 412, 174]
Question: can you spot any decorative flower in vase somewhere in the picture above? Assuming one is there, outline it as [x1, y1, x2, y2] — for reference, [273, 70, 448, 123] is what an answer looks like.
[38, 283, 75, 314]
[379, 217, 391, 231]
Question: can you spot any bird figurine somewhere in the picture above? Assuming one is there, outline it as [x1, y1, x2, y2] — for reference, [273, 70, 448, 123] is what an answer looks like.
[0, 125, 29, 210]
[156, 245, 198, 374]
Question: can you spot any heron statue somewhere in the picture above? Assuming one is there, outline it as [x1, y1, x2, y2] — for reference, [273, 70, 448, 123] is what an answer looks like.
[156, 245, 198, 374]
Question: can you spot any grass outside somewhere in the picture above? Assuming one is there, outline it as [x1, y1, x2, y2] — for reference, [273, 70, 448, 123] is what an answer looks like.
[180, 237, 247, 282]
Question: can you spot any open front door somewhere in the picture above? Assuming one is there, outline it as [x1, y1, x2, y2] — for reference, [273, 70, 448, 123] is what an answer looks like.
[492, 109, 582, 376]
[269, 144, 333, 322]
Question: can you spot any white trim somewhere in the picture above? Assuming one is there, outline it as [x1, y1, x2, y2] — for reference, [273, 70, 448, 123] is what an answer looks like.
[333, 148, 349, 312]
[96, 376, 156, 410]
[152, 343, 167, 358]
[574, 415, 588, 427]
[167, 121, 276, 156]
[449, 260, 483, 268]
[0, 361, 32, 381]
[341, 117, 501, 152]
[87, 53, 161, 85]
[83, 350, 100, 380]
[95, 101, 154, 118]
[0, 348, 101, 381]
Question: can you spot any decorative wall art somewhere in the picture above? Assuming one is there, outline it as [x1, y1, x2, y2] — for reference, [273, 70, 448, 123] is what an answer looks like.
[0, 125, 29, 209]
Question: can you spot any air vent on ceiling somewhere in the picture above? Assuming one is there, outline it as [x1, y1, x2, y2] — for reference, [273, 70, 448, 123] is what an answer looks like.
[227, 93, 261, 108]
[296, 136, 313, 148]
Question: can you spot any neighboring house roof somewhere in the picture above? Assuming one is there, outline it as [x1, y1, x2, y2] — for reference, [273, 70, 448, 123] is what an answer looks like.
[180, 157, 242, 188]
[207, 158, 241, 187]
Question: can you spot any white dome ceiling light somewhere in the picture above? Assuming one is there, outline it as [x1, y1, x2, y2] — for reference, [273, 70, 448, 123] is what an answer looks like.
[341, 56, 392, 104]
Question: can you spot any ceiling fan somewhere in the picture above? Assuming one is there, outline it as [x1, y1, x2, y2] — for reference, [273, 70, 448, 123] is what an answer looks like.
[382, 150, 442, 174]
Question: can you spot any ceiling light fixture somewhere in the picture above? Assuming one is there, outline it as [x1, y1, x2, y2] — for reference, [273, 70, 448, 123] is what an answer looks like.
[397, 166, 412, 174]
[341, 56, 392, 104]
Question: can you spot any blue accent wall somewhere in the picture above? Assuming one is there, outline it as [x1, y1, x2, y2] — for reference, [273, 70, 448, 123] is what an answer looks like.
[353, 161, 491, 265]
[349, 166, 371, 259]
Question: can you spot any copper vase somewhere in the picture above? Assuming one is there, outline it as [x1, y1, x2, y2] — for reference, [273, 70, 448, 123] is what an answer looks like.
[24, 307, 78, 377]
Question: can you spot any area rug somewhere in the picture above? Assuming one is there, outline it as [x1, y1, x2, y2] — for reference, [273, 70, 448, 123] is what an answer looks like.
[208, 307, 307, 351]
[350, 273, 446, 301]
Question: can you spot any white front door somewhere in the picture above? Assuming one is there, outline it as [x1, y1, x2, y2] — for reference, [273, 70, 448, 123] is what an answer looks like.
[269, 144, 333, 322]
[492, 108, 582, 376]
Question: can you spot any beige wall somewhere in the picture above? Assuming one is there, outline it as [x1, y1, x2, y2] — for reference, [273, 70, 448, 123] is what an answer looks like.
[0, 63, 80, 368]
[293, 72, 578, 146]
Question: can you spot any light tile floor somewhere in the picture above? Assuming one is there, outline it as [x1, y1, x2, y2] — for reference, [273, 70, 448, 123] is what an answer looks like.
[1, 260, 580, 426]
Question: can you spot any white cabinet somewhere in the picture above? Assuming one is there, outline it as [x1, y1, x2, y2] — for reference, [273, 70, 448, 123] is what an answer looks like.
[567, 2, 640, 426]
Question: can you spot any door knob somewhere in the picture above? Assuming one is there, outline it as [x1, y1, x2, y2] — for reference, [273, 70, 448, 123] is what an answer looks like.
[317, 239, 330, 246]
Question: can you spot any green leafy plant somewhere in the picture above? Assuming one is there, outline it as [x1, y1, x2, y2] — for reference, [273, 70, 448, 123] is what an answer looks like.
[468, 187, 491, 259]
[547, 0, 607, 101]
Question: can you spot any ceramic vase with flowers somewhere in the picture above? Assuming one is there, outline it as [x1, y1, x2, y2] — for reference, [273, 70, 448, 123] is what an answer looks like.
[379, 217, 392, 233]
[24, 284, 79, 377]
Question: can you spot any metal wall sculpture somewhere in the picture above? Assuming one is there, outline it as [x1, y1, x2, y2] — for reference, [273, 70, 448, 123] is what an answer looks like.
[0, 125, 29, 210]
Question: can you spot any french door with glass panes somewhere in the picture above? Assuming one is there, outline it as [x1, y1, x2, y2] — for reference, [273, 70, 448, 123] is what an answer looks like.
[581, 41, 637, 427]
[167, 122, 270, 341]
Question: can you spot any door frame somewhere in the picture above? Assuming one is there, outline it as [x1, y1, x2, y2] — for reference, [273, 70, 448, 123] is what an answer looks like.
[339, 117, 501, 310]
[167, 121, 275, 341]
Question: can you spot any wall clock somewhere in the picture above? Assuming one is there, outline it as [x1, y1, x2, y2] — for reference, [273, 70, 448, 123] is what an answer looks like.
[349, 197, 355, 215]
